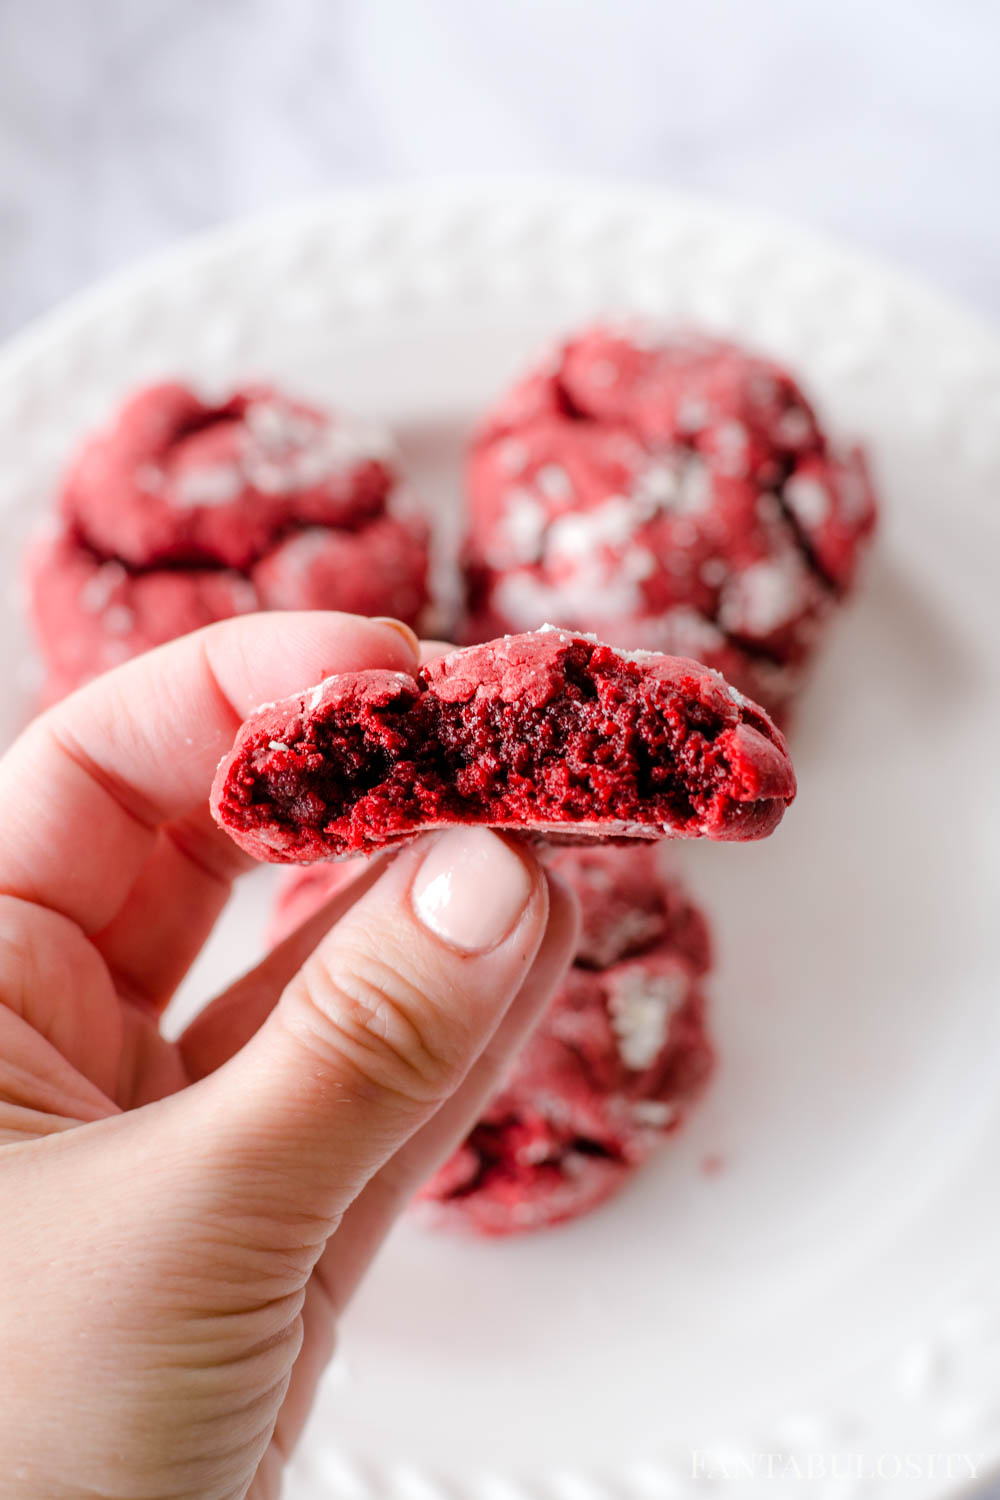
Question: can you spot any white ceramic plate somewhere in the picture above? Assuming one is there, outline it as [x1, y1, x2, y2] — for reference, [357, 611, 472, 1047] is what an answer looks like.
[1, 182, 998, 1500]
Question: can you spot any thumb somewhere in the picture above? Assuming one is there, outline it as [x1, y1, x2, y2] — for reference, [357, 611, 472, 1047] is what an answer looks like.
[0, 832, 554, 1498]
[172, 828, 551, 1246]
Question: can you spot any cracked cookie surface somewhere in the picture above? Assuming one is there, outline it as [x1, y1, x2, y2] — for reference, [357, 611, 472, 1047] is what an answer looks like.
[463, 326, 877, 718]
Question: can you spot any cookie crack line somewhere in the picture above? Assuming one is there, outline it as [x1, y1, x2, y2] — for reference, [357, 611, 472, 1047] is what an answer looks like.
[210, 629, 796, 862]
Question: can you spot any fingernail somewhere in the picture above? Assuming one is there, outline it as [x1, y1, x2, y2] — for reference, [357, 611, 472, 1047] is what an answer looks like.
[373, 617, 420, 662]
[412, 829, 534, 953]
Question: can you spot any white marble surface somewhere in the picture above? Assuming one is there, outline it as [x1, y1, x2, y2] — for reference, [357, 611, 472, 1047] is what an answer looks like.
[0, 0, 998, 339]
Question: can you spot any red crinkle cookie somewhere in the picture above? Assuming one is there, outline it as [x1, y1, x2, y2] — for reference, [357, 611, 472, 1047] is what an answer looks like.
[249, 515, 428, 621]
[210, 628, 796, 861]
[463, 326, 877, 718]
[26, 531, 260, 701]
[545, 841, 711, 971]
[61, 382, 393, 570]
[417, 843, 713, 1235]
[26, 383, 430, 697]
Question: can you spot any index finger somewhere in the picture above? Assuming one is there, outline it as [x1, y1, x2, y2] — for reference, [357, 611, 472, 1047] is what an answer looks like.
[0, 612, 418, 934]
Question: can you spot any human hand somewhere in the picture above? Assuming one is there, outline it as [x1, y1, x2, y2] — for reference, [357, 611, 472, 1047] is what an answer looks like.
[0, 612, 577, 1500]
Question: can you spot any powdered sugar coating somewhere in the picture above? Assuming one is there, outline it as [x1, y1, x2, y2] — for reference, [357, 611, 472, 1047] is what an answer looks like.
[544, 842, 711, 971]
[251, 515, 428, 621]
[27, 381, 430, 700]
[26, 531, 262, 699]
[463, 325, 877, 719]
[62, 383, 396, 571]
[607, 967, 687, 1069]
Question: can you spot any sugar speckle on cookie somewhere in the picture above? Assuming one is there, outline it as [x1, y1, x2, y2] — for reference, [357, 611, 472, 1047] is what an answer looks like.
[26, 381, 430, 700]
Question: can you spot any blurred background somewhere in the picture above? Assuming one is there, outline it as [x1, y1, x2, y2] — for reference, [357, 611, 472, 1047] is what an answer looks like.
[1, 0, 998, 338]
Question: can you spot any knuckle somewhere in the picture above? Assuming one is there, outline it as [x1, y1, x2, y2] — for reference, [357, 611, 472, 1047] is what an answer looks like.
[287, 943, 467, 1108]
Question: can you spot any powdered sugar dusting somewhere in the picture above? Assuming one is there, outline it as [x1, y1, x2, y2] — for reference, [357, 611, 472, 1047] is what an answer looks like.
[531, 623, 660, 664]
[491, 494, 664, 626]
[301, 667, 413, 715]
[717, 553, 812, 637]
[784, 473, 831, 527]
[699, 558, 728, 588]
[535, 464, 573, 500]
[631, 456, 682, 512]
[608, 969, 687, 1070]
[548, 496, 642, 554]
[495, 558, 640, 629]
[675, 456, 714, 515]
[267, 526, 337, 574]
[712, 420, 750, 478]
[242, 400, 393, 497]
[709, 667, 750, 708]
[173, 464, 245, 509]
[677, 396, 710, 433]
[776, 407, 814, 447]
[103, 604, 135, 637]
[79, 561, 127, 614]
[495, 438, 530, 475]
[632, 1099, 679, 1128]
[491, 488, 547, 566]
[585, 908, 667, 970]
[226, 576, 261, 614]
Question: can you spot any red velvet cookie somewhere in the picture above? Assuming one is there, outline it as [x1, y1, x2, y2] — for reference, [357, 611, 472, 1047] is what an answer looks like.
[26, 531, 259, 700]
[545, 842, 711, 971]
[61, 383, 393, 570]
[26, 382, 429, 697]
[210, 627, 796, 861]
[418, 951, 712, 1234]
[417, 843, 714, 1235]
[463, 326, 876, 717]
[250, 514, 428, 621]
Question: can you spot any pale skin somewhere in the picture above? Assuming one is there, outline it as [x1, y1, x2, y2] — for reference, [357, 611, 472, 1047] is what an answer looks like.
[0, 611, 578, 1500]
